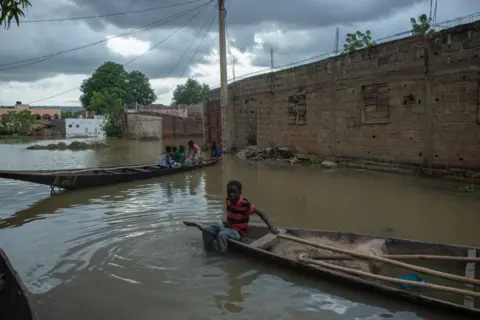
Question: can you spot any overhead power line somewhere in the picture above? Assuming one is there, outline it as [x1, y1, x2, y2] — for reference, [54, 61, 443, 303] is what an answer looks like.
[124, 2, 214, 66]
[0, 1, 213, 70]
[161, 4, 216, 78]
[224, 3, 238, 67]
[166, 8, 217, 95]
[22, 0, 204, 23]
[209, 11, 480, 89]
[26, 2, 213, 105]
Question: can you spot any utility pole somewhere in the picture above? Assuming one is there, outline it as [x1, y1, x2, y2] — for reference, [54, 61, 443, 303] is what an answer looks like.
[270, 48, 274, 69]
[218, 0, 229, 151]
[232, 57, 236, 81]
[334, 27, 339, 55]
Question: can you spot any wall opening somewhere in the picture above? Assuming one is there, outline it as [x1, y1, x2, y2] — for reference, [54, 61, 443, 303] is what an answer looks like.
[287, 94, 307, 125]
[361, 83, 390, 125]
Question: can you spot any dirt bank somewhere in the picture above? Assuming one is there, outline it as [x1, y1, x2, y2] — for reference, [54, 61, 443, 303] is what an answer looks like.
[26, 141, 111, 151]
[237, 146, 480, 184]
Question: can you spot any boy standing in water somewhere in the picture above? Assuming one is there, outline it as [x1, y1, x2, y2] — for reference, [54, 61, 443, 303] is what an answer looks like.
[211, 141, 223, 159]
[202, 180, 278, 254]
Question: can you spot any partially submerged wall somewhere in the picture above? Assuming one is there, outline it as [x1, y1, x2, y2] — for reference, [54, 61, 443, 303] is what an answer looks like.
[162, 114, 203, 138]
[127, 114, 163, 139]
[209, 21, 480, 169]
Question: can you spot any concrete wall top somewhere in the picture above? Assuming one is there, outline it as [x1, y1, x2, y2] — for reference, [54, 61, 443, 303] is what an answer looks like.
[209, 21, 480, 100]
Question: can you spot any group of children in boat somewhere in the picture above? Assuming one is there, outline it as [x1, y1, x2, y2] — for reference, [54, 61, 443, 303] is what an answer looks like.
[158, 140, 223, 168]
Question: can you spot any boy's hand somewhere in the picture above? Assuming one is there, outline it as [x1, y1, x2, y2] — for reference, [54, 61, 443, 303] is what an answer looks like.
[270, 227, 279, 235]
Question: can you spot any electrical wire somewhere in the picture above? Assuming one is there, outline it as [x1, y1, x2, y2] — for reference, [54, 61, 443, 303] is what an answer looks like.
[26, 2, 213, 105]
[27, 87, 82, 105]
[159, 3, 216, 78]
[22, 0, 204, 23]
[124, 1, 214, 66]
[166, 9, 217, 95]
[0, 1, 213, 70]
[224, 1, 237, 66]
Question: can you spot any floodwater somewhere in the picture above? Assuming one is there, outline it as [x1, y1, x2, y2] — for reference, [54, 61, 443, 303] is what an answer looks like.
[0, 138, 479, 320]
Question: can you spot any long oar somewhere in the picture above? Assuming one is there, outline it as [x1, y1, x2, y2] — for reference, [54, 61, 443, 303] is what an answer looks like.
[309, 254, 480, 263]
[277, 233, 480, 287]
[298, 254, 480, 299]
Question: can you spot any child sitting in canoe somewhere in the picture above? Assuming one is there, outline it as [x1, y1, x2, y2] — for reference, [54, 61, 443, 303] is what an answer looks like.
[202, 180, 278, 254]
[187, 140, 201, 164]
[173, 145, 186, 165]
[158, 145, 175, 168]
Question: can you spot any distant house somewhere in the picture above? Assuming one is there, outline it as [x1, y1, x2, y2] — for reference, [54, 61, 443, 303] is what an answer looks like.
[65, 115, 106, 137]
[0, 101, 61, 120]
[34, 105, 87, 118]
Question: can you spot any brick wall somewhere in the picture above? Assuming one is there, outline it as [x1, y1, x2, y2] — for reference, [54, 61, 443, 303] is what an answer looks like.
[161, 114, 203, 138]
[126, 114, 162, 139]
[208, 21, 480, 169]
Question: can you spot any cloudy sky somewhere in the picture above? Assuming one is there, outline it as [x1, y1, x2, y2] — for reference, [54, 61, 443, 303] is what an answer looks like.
[0, 0, 478, 107]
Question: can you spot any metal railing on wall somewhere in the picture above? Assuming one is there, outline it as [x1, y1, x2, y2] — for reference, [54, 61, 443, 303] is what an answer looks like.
[210, 12, 480, 90]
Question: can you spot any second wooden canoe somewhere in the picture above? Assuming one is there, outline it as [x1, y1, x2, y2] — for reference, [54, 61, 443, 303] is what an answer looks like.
[0, 159, 219, 190]
[0, 249, 39, 320]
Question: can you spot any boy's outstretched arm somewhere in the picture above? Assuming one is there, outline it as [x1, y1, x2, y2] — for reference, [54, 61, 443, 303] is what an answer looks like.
[253, 208, 278, 234]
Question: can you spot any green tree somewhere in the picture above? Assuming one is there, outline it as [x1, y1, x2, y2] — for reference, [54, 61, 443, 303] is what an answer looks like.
[0, 109, 36, 135]
[89, 91, 123, 137]
[79, 61, 156, 109]
[0, 0, 31, 29]
[411, 14, 435, 36]
[125, 71, 157, 106]
[172, 78, 210, 105]
[342, 30, 376, 54]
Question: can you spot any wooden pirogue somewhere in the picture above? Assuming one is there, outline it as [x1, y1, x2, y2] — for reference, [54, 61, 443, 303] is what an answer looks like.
[184, 221, 480, 317]
[0, 249, 39, 320]
[0, 159, 219, 191]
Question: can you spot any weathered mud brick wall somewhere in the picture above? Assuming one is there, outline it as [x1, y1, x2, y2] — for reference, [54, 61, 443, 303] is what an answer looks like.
[209, 21, 480, 169]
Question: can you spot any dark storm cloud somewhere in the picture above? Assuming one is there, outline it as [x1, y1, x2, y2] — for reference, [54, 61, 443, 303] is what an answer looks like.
[67, 0, 425, 30]
[246, 0, 480, 68]
[2, 0, 419, 83]
[0, 0, 217, 82]
[2, 0, 479, 84]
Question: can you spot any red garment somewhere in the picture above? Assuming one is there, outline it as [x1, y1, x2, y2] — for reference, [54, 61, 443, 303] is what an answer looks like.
[225, 196, 255, 236]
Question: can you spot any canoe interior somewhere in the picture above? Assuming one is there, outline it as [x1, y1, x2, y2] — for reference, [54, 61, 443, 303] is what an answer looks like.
[0, 249, 37, 320]
[235, 226, 480, 315]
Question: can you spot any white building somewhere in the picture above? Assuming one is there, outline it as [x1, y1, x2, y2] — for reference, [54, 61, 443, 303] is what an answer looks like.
[65, 116, 107, 137]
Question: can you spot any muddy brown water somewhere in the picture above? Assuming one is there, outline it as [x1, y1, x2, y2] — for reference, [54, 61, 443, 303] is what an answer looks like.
[0, 137, 479, 319]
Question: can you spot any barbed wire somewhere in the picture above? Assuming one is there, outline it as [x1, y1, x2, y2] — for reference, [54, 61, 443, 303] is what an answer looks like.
[210, 11, 480, 90]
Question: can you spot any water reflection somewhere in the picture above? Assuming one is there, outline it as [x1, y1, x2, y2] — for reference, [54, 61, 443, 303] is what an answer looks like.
[1, 140, 480, 320]
[188, 171, 202, 196]
[213, 257, 260, 313]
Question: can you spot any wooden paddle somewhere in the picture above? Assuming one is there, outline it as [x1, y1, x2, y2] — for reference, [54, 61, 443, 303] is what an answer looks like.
[298, 254, 480, 299]
[278, 233, 480, 287]
[310, 254, 480, 263]
[183, 220, 205, 232]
